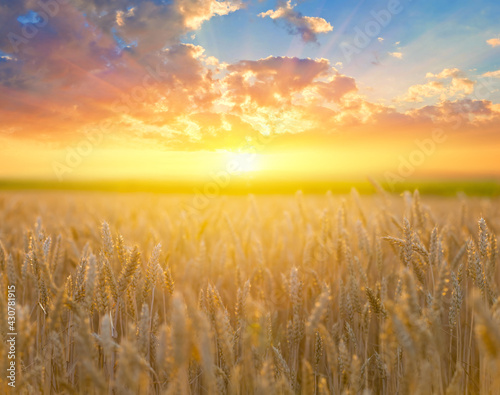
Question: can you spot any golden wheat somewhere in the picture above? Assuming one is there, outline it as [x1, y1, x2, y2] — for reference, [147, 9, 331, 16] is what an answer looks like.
[0, 190, 499, 394]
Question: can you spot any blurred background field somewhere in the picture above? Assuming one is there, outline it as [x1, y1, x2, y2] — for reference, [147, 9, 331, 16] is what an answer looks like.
[1, 178, 500, 196]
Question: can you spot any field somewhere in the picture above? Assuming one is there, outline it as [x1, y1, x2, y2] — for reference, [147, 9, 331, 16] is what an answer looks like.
[0, 189, 499, 394]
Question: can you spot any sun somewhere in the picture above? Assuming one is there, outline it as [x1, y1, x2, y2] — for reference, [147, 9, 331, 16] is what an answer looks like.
[226, 152, 260, 173]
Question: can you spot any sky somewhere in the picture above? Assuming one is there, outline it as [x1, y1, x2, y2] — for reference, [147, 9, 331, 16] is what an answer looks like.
[0, 0, 499, 183]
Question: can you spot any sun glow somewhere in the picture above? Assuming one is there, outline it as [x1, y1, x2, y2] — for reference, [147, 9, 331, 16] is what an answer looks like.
[226, 152, 260, 173]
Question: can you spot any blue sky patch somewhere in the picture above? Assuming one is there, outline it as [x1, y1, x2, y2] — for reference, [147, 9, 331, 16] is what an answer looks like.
[17, 10, 41, 25]
[111, 27, 138, 52]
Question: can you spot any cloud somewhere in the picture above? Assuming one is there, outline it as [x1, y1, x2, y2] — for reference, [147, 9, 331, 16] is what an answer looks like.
[388, 52, 402, 59]
[486, 37, 500, 47]
[407, 98, 499, 126]
[224, 56, 331, 107]
[400, 68, 475, 102]
[425, 68, 462, 79]
[178, 0, 244, 30]
[114, 55, 361, 147]
[1, 1, 499, 154]
[70, 0, 244, 55]
[258, 0, 332, 43]
[313, 74, 357, 103]
[400, 81, 445, 102]
[0, 0, 244, 139]
[483, 69, 500, 78]
[145, 43, 220, 112]
[449, 77, 475, 95]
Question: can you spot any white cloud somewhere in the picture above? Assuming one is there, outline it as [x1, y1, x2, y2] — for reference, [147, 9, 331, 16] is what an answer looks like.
[400, 68, 475, 102]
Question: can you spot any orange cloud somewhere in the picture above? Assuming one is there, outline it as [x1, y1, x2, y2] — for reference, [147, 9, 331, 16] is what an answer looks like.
[224, 56, 331, 107]
[407, 98, 500, 126]
[0, 0, 243, 142]
[1, 2, 499, 156]
[179, 0, 244, 30]
[483, 69, 500, 78]
[486, 37, 500, 47]
[313, 74, 357, 103]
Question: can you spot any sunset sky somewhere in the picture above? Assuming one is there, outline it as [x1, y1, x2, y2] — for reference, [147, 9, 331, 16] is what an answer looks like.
[0, 0, 499, 182]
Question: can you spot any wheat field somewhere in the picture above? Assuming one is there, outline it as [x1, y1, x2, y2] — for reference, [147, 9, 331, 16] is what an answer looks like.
[0, 189, 499, 394]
